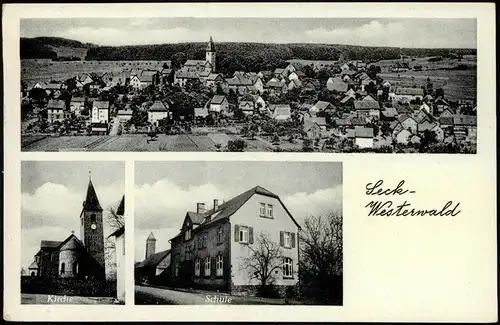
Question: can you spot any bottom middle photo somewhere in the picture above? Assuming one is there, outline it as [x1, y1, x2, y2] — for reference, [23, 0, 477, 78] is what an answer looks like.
[134, 161, 343, 305]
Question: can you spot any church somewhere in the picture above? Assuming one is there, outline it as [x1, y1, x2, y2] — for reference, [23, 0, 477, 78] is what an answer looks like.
[181, 36, 217, 73]
[27, 176, 106, 280]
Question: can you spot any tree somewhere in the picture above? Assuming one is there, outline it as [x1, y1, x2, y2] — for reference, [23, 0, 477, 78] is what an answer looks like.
[435, 88, 445, 98]
[299, 213, 343, 304]
[239, 232, 284, 297]
[381, 121, 392, 137]
[227, 139, 247, 152]
[302, 138, 314, 152]
[171, 52, 187, 69]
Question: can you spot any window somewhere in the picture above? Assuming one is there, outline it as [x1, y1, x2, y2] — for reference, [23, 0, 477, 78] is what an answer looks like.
[60, 262, 65, 275]
[204, 257, 211, 276]
[198, 237, 203, 248]
[283, 258, 293, 278]
[202, 236, 207, 248]
[184, 229, 191, 241]
[73, 262, 78, 275]
[267, 204, 273, 218]
[259, 203, 266, 216]
[194, 259, 201, 276]
[217, 228, 223, 244]
[216, 255, 224, 276]
[239, 227, 248, 243]
[91, 214, 96, 223]
[284, 232, 291, 248]
[174, 261, 179, 277]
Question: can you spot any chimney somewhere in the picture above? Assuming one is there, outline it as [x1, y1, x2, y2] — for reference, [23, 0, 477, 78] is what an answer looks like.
[197, 202, 206, 214]
[213, 199, 219, 211]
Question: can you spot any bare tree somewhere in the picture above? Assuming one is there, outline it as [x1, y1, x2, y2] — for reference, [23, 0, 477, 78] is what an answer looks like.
[239, 232, 284, 296]
[104, 199, 125, 279]
[299, 212, 343, 304]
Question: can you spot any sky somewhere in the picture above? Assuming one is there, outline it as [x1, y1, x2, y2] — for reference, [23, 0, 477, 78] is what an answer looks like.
[21, 161, 124, 271]
[20, 18, 476, 48]
[134, 161, 343, 262]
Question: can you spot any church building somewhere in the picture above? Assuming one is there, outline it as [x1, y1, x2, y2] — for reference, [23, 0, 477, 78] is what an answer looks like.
[175, 37, 217, 86]
[27, 176, 106, 280]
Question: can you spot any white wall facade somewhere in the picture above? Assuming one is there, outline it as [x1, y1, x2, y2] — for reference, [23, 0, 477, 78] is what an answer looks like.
[92, 107, 109, 123]
[148, 111, 169, 126]
[230, 194, 299, 287]
[355, 137, 374, 149]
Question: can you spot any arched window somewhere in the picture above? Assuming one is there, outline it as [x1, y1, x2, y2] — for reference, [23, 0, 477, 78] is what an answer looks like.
[31, 271, 35, 277]
[73, 262, 78, 275]
[91, 214, 96, 223]
[61, 262, 65, 275]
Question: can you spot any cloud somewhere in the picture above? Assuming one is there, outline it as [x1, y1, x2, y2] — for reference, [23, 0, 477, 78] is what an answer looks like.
[305, 20, 405, 47]
[58, 27, 209, 46]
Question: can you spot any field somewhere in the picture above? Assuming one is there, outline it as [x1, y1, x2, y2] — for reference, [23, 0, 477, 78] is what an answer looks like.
[21, 134, 273, 152]
[21, 59, 167, 86]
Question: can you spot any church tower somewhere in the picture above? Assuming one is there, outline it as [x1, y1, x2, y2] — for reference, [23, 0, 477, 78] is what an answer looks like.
[205, 36, 216, 72]
[79, 173, 105, 272]
[146, 232, 156, 259]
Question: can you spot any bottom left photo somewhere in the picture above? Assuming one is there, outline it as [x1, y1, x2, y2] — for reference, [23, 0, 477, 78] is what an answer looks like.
[20, 161, 125, 305]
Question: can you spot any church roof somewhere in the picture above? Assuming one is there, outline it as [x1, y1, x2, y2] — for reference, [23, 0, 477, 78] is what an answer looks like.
[206, 36, 216, 52]
[83, 179, 103, 211]
[116, 195, 125, 216]
[58, 233, 86, 251]
[41, 240, 62, 249]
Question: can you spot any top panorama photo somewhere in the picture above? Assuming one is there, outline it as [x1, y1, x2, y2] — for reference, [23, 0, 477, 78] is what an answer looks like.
[20, 18, 477, 153]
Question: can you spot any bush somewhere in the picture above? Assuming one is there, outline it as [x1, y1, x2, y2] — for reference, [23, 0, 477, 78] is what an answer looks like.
[258, 284, 281, 299]
[227, 139, 247, 152]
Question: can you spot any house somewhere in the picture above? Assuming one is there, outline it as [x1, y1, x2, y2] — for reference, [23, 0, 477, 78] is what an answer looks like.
[47, 99, 66, 123]
[140, 70, 161, 87]
[440, 107, 455, 118]
[353, 100, 380, 120]
[303, 117, 327, 139]
[353, 126, 374, 148]
[310, 101, 335, 116]
[271, 104, 292, 121]
[288, 79, 303, 91]
[168, 186, 300, 295]
[397, 114, 418, 134]
[174, 71, 200, 87]
[420, 102, 431, 114]
[239, 94, 267, 113]
[128, 75, 143, 90]
[69, 97, 86, 116]
[389, 61, 410, 72]
[390, 87, 424, 103]
[412, 109, 433, 124]
[107, 196, 125, 302]
[92, 101, 110, 124]
[117, 109, 133, 122]
[288, 71, 300, 81]
[380, 106, 399, 121]
[148, 101, 170, 126]
[453, 115, 477, 142]
[135, 233, 171, 285]
[238, 100, 255, 116]
[326, 77, 349, 93]
[257, 71, 273, 80]
[27, 178, 106, 280]
[207, 95, 229, 114]
[394, 129, 412, 145]
[265, 80, 287, 95]
[206, 73, 224, 87]
[417, 122, 444, 142]
[302, 79, 321, 92]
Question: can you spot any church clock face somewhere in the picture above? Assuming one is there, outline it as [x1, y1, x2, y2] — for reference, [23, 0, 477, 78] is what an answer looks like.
[91, 223, 97, 230]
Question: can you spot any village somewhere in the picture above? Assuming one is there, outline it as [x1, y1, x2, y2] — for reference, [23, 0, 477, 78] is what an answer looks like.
[21, 37, 477, 153]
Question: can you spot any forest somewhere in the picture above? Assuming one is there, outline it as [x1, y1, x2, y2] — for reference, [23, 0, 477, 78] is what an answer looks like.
[21, 36, 477, 74]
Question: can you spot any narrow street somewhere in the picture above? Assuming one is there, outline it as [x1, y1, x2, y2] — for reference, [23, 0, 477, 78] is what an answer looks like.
[109, 117, 121, 136]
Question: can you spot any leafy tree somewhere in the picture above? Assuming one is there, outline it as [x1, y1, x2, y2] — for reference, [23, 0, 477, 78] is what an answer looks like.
[381, 121, 392, 137]
[435, 88, 445, 98]
[171, 52, 187, 69]
[227, 139, 247, 152]
[316, 69, 330, 83]
[29, 88, 48, 105]
[302, 138, 314, 152]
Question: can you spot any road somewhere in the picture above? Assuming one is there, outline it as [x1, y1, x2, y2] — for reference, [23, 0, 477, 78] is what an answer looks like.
[109, 117, 121, 136]
[135, 285, 295, 305]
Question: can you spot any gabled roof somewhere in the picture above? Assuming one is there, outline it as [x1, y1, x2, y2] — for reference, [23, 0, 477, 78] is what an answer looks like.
[28, 261, 39, 269]
[354, 100, 380, 110]
[149, 101, 169, 112]
[207, 73, 222, 81]
[40, 240, 62, 249]
[57, 233, 86, 251]
[439, 116, 454, 125]
[187, 211, 205, 225]
[417, 121, 438, 132]
[176, 71, 200, 79]
[206, 36, 216, 52]
[83, 179, 103, 211]
[140, 70, 159, 78]
[93, 101, 109, 109]
[70, 97, 85, 103]
[355, 126, 374, 138]
[136, 249, 170, 268]
[398, 114, 416, 124]
[184, 60, 207, 66]
[381, 106, 398, 118]
[313, 101, 332, 111]
[271, 105, 291, 119]
[210, 95, 227, 105]
[47, 99, 66, 110]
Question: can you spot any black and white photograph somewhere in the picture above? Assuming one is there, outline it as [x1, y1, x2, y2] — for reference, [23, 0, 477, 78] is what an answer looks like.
[21, 161, 125, 304]
[20, 18, 477, 153]
[134, 161, 343, 305]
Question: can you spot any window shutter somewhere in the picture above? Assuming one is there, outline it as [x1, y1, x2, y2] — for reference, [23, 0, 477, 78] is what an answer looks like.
[249, 227, 254, 244]
[211, 257, 216, 276]
[234, 225, 240, 242]
[280, 231, 284, 246]
[291, 232, 296, 248]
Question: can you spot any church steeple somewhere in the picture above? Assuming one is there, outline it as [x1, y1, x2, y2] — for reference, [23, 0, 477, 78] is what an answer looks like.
[83, 174, 103, 211]
[206, 36, 216, 52]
